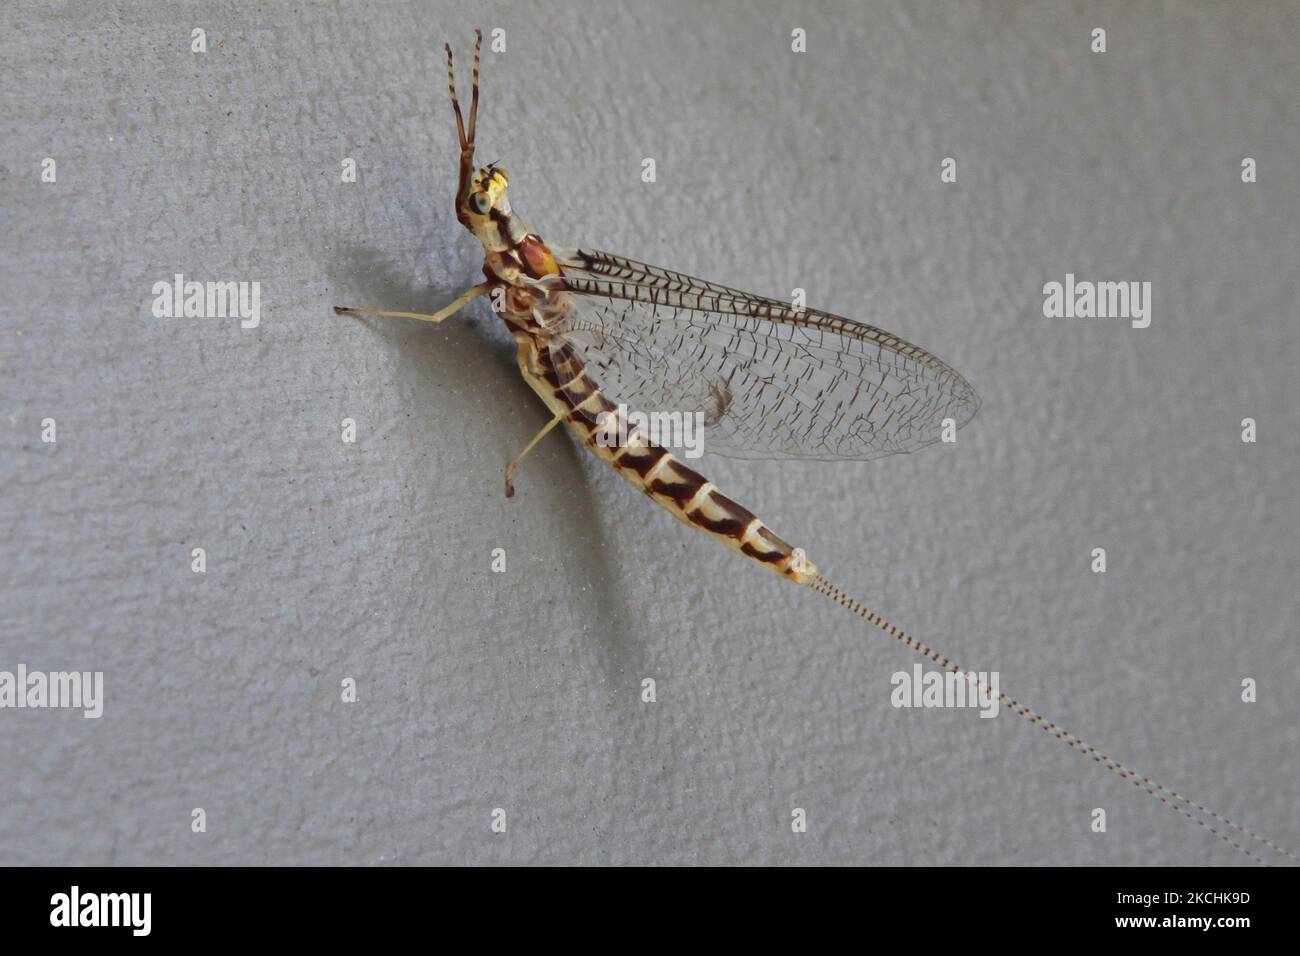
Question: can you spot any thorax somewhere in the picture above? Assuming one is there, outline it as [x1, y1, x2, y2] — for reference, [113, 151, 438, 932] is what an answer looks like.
[482, 238, 568, 338]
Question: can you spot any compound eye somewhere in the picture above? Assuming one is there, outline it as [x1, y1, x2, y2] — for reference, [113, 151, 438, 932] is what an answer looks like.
[470, 192, 491, 215]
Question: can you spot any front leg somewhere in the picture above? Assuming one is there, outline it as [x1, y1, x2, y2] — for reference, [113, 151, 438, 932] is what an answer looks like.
[332, 283, 491, 323]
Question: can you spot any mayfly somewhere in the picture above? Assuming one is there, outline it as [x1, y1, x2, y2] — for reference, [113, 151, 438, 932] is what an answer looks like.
[335, 32, 1293, 864]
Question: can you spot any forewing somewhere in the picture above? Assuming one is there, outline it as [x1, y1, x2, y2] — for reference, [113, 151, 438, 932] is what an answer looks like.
[545, 248, 980, 462]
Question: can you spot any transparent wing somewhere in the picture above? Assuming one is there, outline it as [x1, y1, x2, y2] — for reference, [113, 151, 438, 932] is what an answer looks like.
[542, 248, 980, 462]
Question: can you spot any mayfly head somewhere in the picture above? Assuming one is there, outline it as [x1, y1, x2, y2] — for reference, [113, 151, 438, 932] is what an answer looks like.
[445, 31, 528, 253]
[465, 162, 513, 222]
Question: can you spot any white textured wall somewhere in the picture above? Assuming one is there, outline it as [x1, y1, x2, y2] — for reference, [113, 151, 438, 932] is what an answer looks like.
[1, 1, 1296, 865]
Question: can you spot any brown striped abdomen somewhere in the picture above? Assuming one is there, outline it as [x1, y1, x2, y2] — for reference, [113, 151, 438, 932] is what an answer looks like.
[519, 333, 816, 583]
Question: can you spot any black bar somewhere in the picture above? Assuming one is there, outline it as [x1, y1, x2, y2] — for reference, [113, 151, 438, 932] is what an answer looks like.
[0, 866, 1283, 941]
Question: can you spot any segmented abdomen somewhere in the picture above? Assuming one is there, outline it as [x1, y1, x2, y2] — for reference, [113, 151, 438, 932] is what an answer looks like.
[521, 334, 816, 583]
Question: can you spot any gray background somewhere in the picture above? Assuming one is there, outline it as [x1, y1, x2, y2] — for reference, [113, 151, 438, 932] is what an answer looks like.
[2, 0, 1296, 866]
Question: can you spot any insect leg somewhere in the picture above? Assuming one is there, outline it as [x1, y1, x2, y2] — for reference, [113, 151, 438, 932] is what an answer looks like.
[332, 283, 490, 324]
[504, 411, 564, 498]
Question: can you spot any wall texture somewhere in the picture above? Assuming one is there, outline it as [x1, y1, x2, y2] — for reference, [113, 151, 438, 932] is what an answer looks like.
[1, 1, 1296, 865]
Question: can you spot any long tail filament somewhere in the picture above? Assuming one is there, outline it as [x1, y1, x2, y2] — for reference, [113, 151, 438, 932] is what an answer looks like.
[807, 572, 1295, 865]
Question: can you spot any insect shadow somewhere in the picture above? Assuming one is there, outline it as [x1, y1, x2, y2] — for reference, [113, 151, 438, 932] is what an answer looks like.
[326, 242, 645, 681]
